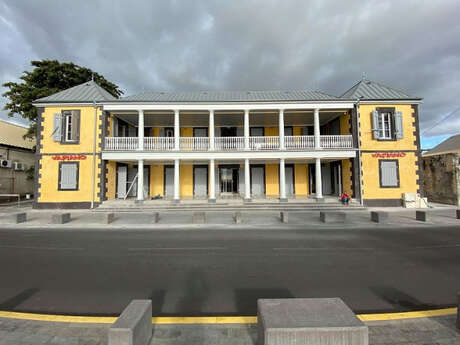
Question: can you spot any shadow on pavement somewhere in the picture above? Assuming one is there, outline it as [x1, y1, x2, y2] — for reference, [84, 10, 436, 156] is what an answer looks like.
[0, 288, 40, 310]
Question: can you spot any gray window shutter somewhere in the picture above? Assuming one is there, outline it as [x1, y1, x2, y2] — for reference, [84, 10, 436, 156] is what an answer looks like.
[53, 113, 62, 142]
[372, 110, 380, 139]
[394, 111, 404, 139]
[381, 161, 398, 187]
[60, 163, 78, 189]
[71, 110, 80, 142]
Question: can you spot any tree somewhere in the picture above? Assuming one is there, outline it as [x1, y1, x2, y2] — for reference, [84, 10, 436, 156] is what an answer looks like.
[2, 60, 123, 139]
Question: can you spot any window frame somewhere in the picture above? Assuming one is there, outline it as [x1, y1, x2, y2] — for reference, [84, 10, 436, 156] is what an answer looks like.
[379, 159, 400, 188]
[61, 110, 80, 144]
[58, 161, 80, 191]
[376, 107, 396, 141]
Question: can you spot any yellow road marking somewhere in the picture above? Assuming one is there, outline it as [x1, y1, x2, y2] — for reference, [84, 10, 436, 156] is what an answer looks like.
[0, 308, 456, 324]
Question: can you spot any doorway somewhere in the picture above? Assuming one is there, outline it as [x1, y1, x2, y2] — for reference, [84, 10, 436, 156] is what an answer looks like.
[193, 165, 208, 198]
[251, 165, 265, 197]
[219, 165, 239, 195]
[285, 164, 295, 197]
[221, 127, 237, 137]
[164, 166, 174, 198]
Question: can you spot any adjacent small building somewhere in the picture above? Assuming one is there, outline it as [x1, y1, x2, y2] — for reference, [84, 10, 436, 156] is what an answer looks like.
[422, 134, 460, 206]
[0, 120, 35, 198]
[32, 78, 423, 208]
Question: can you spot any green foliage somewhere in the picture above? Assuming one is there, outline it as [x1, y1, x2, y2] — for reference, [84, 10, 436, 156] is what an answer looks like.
[25, 165, 35, 181]
[2, 60, 123, 139]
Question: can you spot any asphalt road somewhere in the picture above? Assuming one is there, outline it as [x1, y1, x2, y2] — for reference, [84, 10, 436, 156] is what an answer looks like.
[0, 226, 459, 316]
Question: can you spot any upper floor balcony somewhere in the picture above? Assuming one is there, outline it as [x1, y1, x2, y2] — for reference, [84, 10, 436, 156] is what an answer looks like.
[104, 135, 353, 151]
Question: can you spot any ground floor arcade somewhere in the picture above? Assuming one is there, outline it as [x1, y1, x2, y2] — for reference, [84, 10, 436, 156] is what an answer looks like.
[105, 158, 354, 202]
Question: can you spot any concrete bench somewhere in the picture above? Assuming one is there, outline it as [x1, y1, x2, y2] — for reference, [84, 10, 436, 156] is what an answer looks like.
[192, 212, 206, 224]
[3, 212, 27, 224]
[371, 211, 389, 224]
[109, 300, 152, 345]
[258, 298, 368, 345]
[280, 212, 288, 223]
[233, 212, 242, 224]
[320, 211, 346, 223]
[416, 210, 429, 222]
[51, 213, 71, 224]
[152, 212, 159, 224]
[102, 213, 115, 224]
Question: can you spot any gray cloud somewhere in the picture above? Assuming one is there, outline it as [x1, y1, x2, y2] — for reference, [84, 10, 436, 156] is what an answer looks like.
[1, 0, 460, 137]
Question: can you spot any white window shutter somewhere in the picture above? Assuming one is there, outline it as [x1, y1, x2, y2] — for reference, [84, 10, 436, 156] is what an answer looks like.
[60, 164, 78, 189]
[72, 110, 80, 141]
[394, 111, 404, 139]
[53, 113, 62, 142]
[371, 110, 380, 139]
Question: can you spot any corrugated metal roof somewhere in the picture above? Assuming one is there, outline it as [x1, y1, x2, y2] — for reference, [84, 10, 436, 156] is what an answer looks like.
[34, 81, 117, 103]
[116, 90, 342, 102]
[0, 120, 35, 150]
[423, 134, 460, 156]
[341, 79, 421, 100]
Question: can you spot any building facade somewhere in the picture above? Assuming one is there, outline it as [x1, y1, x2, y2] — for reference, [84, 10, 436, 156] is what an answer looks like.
[0, 121, 35, 197]
[32, 79, 423, 208]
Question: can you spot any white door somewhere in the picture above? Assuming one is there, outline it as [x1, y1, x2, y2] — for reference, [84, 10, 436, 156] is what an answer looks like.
[117, 165, 127, 198]
[194, 166, 208, 198]
[285, 165, 294, 197]
[164, 167, 174, 198]
[322, 165, 332, 195]
[127, 167, 137, 197]
[251, 166, 265, 197]
[143, 166, 149, 199]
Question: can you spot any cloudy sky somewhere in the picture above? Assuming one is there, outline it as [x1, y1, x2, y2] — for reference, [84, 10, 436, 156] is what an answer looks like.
[1, 0, 459, 148]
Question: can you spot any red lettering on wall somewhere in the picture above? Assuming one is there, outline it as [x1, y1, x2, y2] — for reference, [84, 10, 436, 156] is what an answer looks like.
[52, 155, 87, 161]
[371, 152, 406, 158]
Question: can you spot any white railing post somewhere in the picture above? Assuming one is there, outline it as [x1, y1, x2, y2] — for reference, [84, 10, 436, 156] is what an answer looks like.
[315, 157, 323, 199]
[174, 109, 180, 150]
[137, 159, 144, 202]
[244, 109, 250, 150]
[138, 110, 144, 151]
[279, 109, 285, 150]
[314, 108, 321, 149]
[209, 109, 215, 150]
[244, 158, 251, 201]
[174, 159, 180, 202]
[209, 159, 215, 202]
[280, 158, 286, 201]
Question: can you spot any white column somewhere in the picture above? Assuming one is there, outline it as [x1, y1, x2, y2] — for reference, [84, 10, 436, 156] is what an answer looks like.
[209, 109, 215, 150]
[174, 159, 180, 201]
[137, 159, 144, 201]
[244, 109, 250, 150]
[314, 108, 320, 149]
[279, 158, 286, 201]
[315, 157, 322, 199]
[138, 109, 144, 150]
[209, 159, 215, 201]
[279, 109, 285, 150]
[174, 109, 180, 150]
[244, 158, 251, 200]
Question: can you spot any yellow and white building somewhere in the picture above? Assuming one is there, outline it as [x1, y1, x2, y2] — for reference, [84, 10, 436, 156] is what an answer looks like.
[32, 79, 423, 208]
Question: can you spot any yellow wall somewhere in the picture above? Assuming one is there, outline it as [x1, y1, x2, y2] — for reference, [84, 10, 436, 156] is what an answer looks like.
[106, 161, 116, 200]
[294, 164, 308, 196]
[341, 159, 353, 197]
[152, 128, 160, 137]
[181, 128, 193, 137]
[180, 165, 193, 197]
[266, 164, 279, 196]
[361, 152, 418, 199]
[293, 127, 303, 136]
[359, 104, 417, 151]
[339, 113, 351, 135]
[150, 165, 164, 196]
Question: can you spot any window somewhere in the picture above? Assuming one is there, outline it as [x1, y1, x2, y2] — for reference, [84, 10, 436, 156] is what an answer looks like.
[62, 111, 80, 143]
[378, 112, 392, 139]
[372, 109, 404, 141]
[59, 162, 79, 190]
[379, 160, 399, 188]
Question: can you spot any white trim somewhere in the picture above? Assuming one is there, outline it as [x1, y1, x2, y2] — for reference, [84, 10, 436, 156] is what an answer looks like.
[33, 103, 95, 107]
[102, 102, 354, 111]
[359, 100, 423, 104]
[102, 150, 356, 161]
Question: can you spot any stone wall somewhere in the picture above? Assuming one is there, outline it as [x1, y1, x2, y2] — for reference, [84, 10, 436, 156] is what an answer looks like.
[422, 153, 460, 205]
[0, 146, 35, 196]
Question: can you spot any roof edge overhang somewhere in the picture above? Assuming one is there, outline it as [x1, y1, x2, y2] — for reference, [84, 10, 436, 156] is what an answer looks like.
[358, 99, 423, 104]
[32, 102, 98, 107]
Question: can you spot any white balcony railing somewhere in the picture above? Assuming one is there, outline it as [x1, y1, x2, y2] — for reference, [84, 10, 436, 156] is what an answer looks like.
[104, 135, 354, 151]
[214, 137, 245, 151]
[249, 136, 279, 150]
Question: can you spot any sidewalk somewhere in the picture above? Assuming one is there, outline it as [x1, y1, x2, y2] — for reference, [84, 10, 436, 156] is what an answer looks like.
[0, 204, 459, 230]
[0, 313, 458, 345]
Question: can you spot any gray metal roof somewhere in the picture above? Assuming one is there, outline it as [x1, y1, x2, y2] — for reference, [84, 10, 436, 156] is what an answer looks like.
[423, 134, 460, 156]
[116, 90, 343, 102]
[341, 79, 421, 100]
[34, 80, 117, 103]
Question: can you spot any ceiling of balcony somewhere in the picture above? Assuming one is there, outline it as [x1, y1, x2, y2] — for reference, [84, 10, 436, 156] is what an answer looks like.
[114, 110, 346, 127]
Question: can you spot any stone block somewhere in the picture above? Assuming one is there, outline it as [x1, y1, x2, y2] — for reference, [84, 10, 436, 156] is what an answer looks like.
[192, 212, 206, 224]
[320, 211, 346, 223]
[152, 212, 159, 224]
[103, 213, 115, 224]
[109, 300, 152, 345]
[280, 212, 288, 223]
[258, 298, 368, 345]
[456, 209, 460, 220]
[51, 213, 71, 224]
[371, 211, 389, 223]
[416, 210, 429, 222]
[233, 212, 242, 224]
[4, 212, 27, 224]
